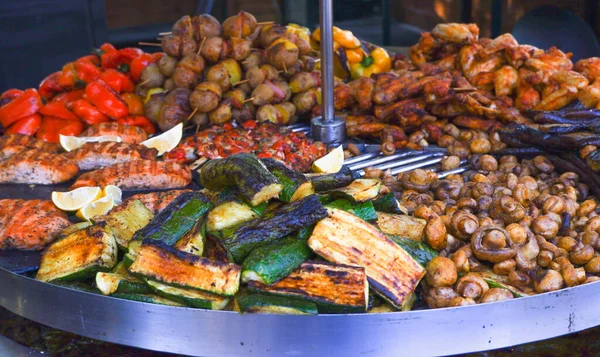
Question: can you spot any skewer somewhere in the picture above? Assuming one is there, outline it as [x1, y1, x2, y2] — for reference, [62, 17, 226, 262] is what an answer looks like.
[197, 37, 207, 55]
[243, 97, 254, 104]
[256, 21, 275, 26]
[186, 108, 199, 121]
[453, 87, 477, 93]
[233, 79, 248, 86]
[139, 79, 150, 86]
[282, 61, 288, 74]
[159, 31, 172, 36]
[138, 42, 162, 47]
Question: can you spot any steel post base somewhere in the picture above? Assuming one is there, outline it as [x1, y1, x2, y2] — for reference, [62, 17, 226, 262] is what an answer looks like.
[311, 116, 346, 144]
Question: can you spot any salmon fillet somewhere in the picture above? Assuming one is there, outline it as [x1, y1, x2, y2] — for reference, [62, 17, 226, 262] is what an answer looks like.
[71, 160, 192, 190]
[0, 199, 70, 250]
[0, 134, 60, 161]
[113, 189, 192, 214]
[0, 149, 79, 184]
[63, 141, 158, 170]
[81, 123, 148, 144]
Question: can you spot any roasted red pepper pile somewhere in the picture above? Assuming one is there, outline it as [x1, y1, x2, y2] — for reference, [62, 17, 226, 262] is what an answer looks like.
[0, 44, 164, 142]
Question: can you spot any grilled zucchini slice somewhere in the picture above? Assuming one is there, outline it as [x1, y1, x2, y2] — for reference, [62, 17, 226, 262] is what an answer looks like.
[95, 200, 154, 249]
[372, 193, 408, 214]
[309, 208, 426, 310]
[242, 236, 312, 285]
[262, 158, 315, 202]
[58, 222, 92, 239]
[248, 261, 368, 313]
[332, 178, 381, 202]
[146, 279, 230, 309]
[95, 272, 151, 295]
[376, 212, 426, 242]
[200, 153, 283, 206]
[237, 293, 318, 315]
[387, 235, 438, 266]
[111, 293, 184, 306]
[36, 223, 118, 282]
[207, 200, 259, 232]
[129, 240, 241, 296]
[325, 198, 377, 221]
[174, 220, 206, 256]
[306, 166, 355, 191]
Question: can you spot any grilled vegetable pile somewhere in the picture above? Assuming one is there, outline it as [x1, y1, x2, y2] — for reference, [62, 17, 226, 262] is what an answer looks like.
[35, 153, 438, 314]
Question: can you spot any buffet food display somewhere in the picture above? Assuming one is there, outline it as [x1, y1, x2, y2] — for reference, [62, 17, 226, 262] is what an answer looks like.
[2, 9, 600, 346]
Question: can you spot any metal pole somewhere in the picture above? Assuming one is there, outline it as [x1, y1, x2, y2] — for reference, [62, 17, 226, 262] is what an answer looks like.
[311, 0, 346, 144]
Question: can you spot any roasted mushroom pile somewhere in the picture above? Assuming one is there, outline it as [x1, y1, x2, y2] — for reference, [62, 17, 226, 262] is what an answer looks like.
[366, 153, 600, 308]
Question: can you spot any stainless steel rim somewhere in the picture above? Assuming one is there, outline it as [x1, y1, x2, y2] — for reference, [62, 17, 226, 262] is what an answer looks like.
[2, 267, 600, 357]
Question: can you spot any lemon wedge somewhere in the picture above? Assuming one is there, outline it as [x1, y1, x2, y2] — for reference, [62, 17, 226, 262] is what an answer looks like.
[102, 185, 123, 205]
[52, 187, 103, 212]
[76, 195, 115, 221]
[312, 145, 344, 174]
[60, 135, 122, 152]
[140, 123, 183, 156]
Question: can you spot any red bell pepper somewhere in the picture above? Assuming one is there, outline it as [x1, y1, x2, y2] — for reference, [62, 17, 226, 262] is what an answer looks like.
[0, 89, 41, 128]
[74, 57, 102, 83]
[0, 89, 24, 107]
[115, 48, 144, 66]
[129, 52, 165, 82]
[39, 72, 64, 100]
[76, 54, 101, 66]
[36, 117, 84, 143]
[100, 69, 135, 93]
[5, 113, 42, 135]
[58, 63, 79, 89]
[39, 102, 79, 121]
[70, 99, 110, 125]
[85, 80, 129, 119]
[121, 93, 144, 115]
[52, 90, 85, 105]
[97, 43, 119, 69]
[117, 115, 156, 134]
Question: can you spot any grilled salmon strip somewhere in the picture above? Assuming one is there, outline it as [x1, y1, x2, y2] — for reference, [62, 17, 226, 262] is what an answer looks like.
[113, 189, 192, 214]
[71, 160, 192, 190]
[0, 149, 79, 184]
[80, 123, 148, 144]
[64, 141, 158, 170]
[0, 134, 60, 160]
[0, 199, 70, 250]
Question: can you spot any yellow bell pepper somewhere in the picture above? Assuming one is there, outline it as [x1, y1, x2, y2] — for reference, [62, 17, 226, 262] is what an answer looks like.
[349, 47, 391, 79]
[345, 48, 364, 64]
[312, 26, 361, 49]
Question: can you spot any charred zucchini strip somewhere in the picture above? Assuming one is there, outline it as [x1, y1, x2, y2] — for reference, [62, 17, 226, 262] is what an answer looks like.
[58, 222, 92, 239]
[242, 236, 312, 285]
[207, 200, 259, 232]
[174, 220, 206, 256]
[325, 198, 377, 221]
[331, 178, 382, 202]
[95, 200, 154, 249]
[309, 208, 426, 310]
[95, 272, 151, 295]
[372, 193, 408, 214]
[248, 261, 368, 313]
[36, 223, 118, 282]
[262, 158, 315, 202]
[129, 240, 241, 296]
[387, 235, 438, 266]
[376, 212, 425, 242]
[111, 293, 184, 306]
[146, 279, 230, 310]
[237, 293, 318, 315]
[220, 194, 328, 262]
[200, 154, 283, 206]
[306, 166, 356, 191]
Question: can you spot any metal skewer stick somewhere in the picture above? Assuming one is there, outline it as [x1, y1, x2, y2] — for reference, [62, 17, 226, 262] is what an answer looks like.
[310, 0, 346, 144]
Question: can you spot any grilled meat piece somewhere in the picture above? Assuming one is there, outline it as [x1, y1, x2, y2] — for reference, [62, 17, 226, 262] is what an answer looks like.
[0, 149, 78, 184]
[80, 123, 148, 144]
[0, 134, 60, 161]
[0, 199, 70, 250]
[64, 142, 158, 171]
[71, 160, 192, 190]
[113, 189, 192, 214]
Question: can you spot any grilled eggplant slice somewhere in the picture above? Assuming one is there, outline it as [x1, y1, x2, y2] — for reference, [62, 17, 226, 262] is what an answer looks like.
[95, 272, 151, 295]
[376, 212, 425, 242]
[309, 208, 426, 309]
[219, 194, 328, 262]
[95, 200, 154, 249]
[36, 223, 118, 282]
[130, 191, 213, 254]
[306, 165, 355, 191]
[237, 293, 318, 315]
[248, 261, 368, 313]
[129, 240, 241, 296]
[372, 193, 408, 214]
[207, 200, 259, 232]
[111, 293, 184, 306]
[242, 236, 312, 285]
[200, 154, 283, 206]
[332, 178, 382, 202]
[325, 198, 377, 221]
[174, 220, 206, 256]
[146, 279, 230, 309]
[387, 235, 438, 266]
[262, 158, 315, 202]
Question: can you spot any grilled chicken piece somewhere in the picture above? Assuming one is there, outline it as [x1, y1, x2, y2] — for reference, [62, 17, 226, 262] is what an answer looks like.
[71, 160, 192, 190]
[113, 189, 192, 214]
[80, 122, 148, 144]
[0, 199, 70, 250]
[64, 142, 158, 171]
[0, 134, 60, 161]
[0, 149, 79, 184]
